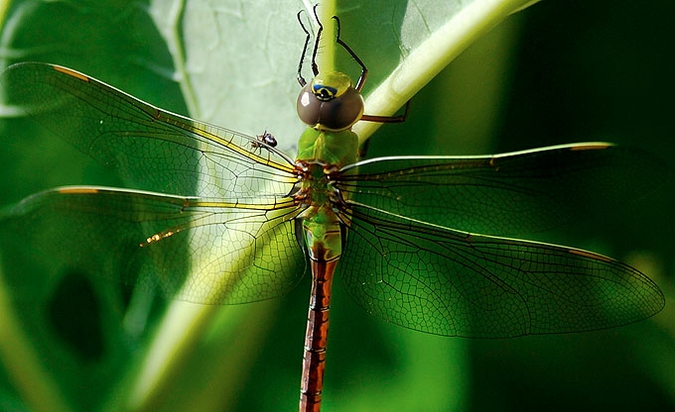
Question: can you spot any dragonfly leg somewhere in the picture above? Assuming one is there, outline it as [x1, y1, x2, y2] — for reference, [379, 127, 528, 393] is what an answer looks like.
[299, 5, 370, 92]
[331, 15, 369, 92]
[309, 4, 322, 78]
[297, 4, 323, 87]
[296, 11, 311, 87]
[360, 99, 412, 124]
[331, 13, 412, 124]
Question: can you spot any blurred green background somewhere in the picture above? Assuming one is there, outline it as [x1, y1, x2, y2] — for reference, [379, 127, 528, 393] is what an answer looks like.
[0, 1, 673, 411]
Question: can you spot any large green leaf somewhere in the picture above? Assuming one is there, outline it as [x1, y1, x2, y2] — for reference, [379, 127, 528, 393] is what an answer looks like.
[2, 1, 670, 412]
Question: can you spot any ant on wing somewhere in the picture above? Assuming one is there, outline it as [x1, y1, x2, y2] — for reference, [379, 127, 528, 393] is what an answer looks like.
[250, 130, 278, 152]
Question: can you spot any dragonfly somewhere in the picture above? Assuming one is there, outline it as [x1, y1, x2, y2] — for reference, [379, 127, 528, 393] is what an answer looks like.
[0, 8, 665, 412]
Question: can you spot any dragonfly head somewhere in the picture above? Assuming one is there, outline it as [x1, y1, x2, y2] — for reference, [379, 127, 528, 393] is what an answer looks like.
[297, 71, 364, 132]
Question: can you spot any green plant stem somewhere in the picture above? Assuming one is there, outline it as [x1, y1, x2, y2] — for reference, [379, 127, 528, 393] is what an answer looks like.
[353, 0, 540, 144]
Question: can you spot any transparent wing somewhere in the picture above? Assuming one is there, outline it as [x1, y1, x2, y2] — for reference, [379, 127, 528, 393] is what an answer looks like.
[1, 62, 297, 198]
[336, 143, 663, 236]
[337, 204, 664, 337]
[2, 187, 306, 304]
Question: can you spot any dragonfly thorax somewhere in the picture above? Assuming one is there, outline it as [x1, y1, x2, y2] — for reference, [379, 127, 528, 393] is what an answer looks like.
[294, 161, 342, 208]
[294, 161, 344, 262]
[296, 127, 359, 167]
[297, 71, 364, 132]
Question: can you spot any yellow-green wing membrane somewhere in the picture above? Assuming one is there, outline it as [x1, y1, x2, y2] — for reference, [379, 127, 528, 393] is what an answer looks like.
[336, 205, 664, 337]
[2, 62, 297, 197]
[334, 144, 664, 336]
[336, 143, 663, 237]
[2, 187, 304, 304]
[0, 62, 305, 304]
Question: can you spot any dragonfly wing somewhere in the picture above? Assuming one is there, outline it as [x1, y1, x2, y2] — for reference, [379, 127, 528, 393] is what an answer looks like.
[2, 187, 306, 304]
[337, 204, 664, 337]
[336, 143, 664, 236]
[1, 62, 297, 197]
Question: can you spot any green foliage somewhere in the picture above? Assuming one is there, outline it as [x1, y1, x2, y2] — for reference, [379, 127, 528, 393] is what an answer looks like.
[0, 1, 673, 411]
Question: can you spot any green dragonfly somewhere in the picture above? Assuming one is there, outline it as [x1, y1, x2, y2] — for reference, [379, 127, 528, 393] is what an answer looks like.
[0, 9, 665, 412]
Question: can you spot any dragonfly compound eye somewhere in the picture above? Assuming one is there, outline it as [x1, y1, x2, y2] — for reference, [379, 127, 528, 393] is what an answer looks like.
[297, 74, 364, 132]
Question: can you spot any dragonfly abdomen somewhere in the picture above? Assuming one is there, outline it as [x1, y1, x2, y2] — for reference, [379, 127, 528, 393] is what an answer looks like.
[297, 203, 343, 412]
[300, 256, 338, 412]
